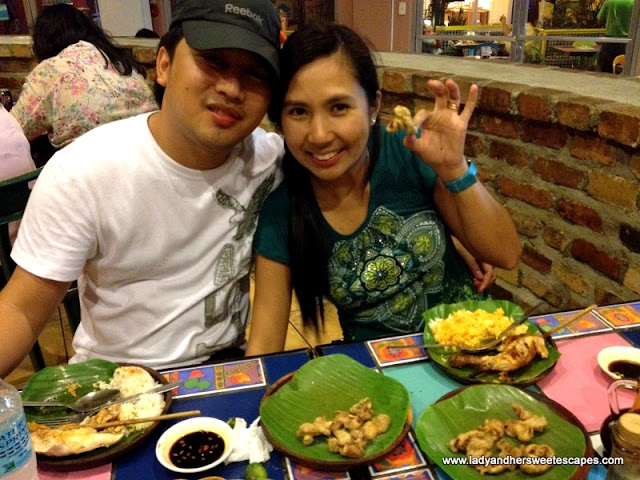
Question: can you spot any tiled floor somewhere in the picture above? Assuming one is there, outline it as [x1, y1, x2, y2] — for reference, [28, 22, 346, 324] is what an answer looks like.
[6, 280, 344, 389]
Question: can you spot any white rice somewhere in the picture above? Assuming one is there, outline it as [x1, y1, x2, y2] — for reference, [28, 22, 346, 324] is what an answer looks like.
[95, 366, 165, 431]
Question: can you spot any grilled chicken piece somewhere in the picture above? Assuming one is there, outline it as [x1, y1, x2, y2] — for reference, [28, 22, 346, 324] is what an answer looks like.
[28, 422, 125, 457]
[448, 334, 548, 372]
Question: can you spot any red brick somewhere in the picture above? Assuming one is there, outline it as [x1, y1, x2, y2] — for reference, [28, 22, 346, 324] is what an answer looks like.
[531, 157, 585, 188]
[594, 285, 625, 306]
[557, 96, 607, 131]
[476, 164, 496, 185]
[489, 141, 529, 168]
[587, 171, 640, 211]
[570, 134, 618, 166]
[497, 176, 555, 209]
[556, 199, 603, 232]
[464, 133, 487, 158]
[381, 93, 411, 116]
[481, 114, 519, 139]
[517, 88, 566, 122]
[570, 239, 622, 281]
[507, 208, 543, 238]
[382, 68, 415, 93]
[521, 274, 563, 307]
[620, 224, 640, 254]
[554, 263, 589, 296]
[542, 226, 570, 252]
[411, 71, 449, 97]
[631, 152, 640, 180]
[479, 83, 520, 114]
[447, 75, 482, 105]
[522, 121, 568, 149]
[522, 245, 552, 274]
[598, 105, 640, 147]
[624, 265, 640, 296]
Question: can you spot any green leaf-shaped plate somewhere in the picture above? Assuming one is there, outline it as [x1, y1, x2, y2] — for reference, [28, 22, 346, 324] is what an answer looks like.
[422, 300, 560, 385]
[415, 385, 592, 480]
[260, 354, 410, 471]
[21, 360, 172, 470]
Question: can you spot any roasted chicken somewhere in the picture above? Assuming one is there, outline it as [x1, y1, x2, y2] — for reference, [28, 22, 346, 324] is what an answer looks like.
[448, 334, 548, 377]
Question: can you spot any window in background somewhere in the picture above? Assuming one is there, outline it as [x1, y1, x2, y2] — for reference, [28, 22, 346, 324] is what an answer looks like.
[418, 0, 637, 75]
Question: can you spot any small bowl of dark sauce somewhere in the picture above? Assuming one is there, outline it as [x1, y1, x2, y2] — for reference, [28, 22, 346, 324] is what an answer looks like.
[597, 346, 640, 380]
[156, 417, 234, 473]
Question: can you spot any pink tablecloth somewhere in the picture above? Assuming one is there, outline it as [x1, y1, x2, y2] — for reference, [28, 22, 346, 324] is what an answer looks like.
[537, 333, 636, 432]
[38, 463, 111, 480]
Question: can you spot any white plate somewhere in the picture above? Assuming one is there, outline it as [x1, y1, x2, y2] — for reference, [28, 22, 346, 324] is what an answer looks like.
[156, 417, 234, 473]
[597, 346, 640, 379]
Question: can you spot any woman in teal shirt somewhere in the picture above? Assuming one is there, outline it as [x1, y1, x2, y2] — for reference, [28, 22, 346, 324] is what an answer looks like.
[247, 24, 521, 354]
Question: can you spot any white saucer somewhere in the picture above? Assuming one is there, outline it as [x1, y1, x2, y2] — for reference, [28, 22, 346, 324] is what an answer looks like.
[597, 346, 640, 380]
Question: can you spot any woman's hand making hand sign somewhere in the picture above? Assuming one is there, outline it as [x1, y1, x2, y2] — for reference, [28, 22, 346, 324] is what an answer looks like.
[403, 78, 477, 184]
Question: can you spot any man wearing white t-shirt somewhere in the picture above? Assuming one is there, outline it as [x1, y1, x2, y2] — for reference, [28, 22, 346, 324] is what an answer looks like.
[0, 0, 285, 376]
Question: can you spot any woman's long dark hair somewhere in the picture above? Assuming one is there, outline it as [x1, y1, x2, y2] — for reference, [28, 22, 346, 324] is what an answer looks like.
[268, 23, 381, 328]
[32, 4, 142, 76]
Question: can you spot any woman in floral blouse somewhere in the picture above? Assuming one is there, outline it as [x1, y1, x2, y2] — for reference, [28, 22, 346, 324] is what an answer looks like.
[11, 5, 157, 150]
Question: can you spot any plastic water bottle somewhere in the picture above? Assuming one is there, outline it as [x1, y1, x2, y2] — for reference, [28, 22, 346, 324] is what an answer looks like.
[0, 378, 38, 480]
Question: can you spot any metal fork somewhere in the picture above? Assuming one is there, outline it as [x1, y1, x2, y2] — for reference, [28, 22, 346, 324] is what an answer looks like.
[32, 380, 184, 427]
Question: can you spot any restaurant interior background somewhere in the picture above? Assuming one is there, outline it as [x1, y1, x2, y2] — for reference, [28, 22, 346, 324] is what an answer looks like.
[0, 0, 637, 75]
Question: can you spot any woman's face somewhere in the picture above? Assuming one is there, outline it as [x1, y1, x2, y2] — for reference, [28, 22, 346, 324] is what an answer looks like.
[281, 51, 379, 184]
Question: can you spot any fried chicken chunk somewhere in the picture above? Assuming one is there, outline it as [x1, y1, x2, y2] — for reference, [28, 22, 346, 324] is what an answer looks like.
[520, 444, 555, 474]
[448, 404, 552, 476]
[386, 106, 417, 135]
[297, 398, 391, 458]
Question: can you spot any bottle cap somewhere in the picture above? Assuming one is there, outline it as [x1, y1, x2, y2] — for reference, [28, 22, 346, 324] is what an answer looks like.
[618, 412, 640, 445]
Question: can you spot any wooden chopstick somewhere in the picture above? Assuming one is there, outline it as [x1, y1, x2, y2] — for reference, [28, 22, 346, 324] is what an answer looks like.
[541, 304, 597, 338]
[84, 410, 201, 429]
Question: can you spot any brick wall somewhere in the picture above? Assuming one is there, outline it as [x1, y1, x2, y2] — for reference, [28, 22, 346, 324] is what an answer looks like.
[379, 67, 640, 311]
[1, 39, 638, 311]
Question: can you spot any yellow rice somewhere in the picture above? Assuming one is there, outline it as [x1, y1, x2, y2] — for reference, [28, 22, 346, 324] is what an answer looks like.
[429, 308, 513, 348]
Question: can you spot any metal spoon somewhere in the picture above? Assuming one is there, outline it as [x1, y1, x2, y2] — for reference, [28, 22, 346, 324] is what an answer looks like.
[23, 388, 121, 412]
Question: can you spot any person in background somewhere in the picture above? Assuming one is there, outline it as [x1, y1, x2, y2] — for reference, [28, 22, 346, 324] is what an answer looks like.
[597, 0, 634, 73]
[10, 4, 157, 151]
[135, 27, 159, 38]
[246, 24, 521, 356]
[421, 25, 442, 55]
[499, 14, 541, 62]
[0, 0, 284, 378]
[0, 104, 36, 243]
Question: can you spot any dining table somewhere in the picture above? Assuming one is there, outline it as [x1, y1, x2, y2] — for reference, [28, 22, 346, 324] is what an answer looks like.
[36, 300, 640, 480]
[551, 45, 601, 69]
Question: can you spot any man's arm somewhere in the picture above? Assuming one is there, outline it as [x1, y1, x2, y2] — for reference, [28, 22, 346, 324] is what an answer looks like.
[0, 266, 71, 377]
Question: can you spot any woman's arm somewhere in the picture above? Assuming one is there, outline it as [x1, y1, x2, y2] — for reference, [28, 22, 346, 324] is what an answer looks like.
[404, 79, 522, 269]
[245, 255, 293, 356]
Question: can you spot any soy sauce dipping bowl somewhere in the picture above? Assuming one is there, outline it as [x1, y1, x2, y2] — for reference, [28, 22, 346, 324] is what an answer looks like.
[156, 417, 234, 473]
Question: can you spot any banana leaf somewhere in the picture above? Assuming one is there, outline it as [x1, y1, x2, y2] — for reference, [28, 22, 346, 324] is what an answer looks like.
[21, 360, 170, 469]
[22, 359, 119, 420]
[260, 354, 410, 469]
[422, 300, 560, 385]
[415, 385, 590, 480]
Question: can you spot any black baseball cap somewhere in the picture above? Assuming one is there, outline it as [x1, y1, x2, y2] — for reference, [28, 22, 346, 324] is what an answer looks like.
[171, 0, 280, 77]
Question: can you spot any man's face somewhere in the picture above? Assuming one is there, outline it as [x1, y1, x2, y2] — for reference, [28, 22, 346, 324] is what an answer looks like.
[155, 39, 272, 167]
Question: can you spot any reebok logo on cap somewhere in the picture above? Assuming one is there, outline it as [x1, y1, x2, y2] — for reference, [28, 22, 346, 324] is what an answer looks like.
[225, 3, 263, 25]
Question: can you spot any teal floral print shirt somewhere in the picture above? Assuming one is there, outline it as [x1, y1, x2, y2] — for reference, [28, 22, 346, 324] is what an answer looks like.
[254, 127, 482, 341]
